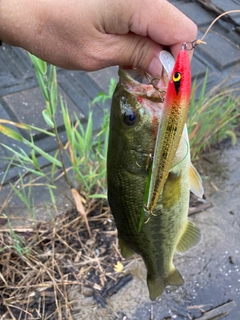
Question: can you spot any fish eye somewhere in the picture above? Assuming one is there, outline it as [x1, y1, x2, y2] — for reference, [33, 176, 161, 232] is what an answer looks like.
[173, 72, 181, 82]
[123, 110, 137, 126]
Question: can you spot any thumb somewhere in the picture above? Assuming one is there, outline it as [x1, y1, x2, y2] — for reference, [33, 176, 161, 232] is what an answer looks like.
[105, 33, 163, 77]
[99, 0, 197, 76]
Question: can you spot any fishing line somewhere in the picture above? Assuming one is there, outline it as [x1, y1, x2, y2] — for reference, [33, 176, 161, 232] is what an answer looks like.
[183, 10, 240, 50]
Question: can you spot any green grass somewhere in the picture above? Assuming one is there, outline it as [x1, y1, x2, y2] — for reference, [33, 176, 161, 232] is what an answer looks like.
[0, 54, 113, 201]
[0, 54, 115, 238]
[0, 56, 239, 320]
[0, 56, 239, 231]
[0, 213, 29, 256]
[188, 70, 240, 159]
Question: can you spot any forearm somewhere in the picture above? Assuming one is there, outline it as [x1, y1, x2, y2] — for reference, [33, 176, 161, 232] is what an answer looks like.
[0, 0, 100, 69]
[0, 1, 40, 48]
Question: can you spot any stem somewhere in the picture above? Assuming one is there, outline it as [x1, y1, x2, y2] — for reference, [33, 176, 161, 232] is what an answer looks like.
[46, 82, 73, 189]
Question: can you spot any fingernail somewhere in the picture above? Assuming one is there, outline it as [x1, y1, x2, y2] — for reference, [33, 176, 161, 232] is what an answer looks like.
[148, 56, 162, 78]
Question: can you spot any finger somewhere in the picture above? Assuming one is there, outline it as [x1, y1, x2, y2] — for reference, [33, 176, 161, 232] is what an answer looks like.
[128, 0, 198, 52]
[103, 0, 197, 72]
[100, 33, 163, 77]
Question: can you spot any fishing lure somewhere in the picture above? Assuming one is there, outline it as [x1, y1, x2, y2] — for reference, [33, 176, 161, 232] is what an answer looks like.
[138, 8, 240, 230]
[146, 48, 191, 214]
[138, 48, 191, 231]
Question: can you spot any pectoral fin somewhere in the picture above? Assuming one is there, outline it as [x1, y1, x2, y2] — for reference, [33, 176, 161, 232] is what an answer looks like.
[176, 220, 202, 254]
[189, 163, 204, 198]
[119, 237, 135, 259]
[147, 267, 184, 301]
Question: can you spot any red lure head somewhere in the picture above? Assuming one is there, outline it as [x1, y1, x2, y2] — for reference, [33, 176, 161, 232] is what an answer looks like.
[164, 49, 191, 107]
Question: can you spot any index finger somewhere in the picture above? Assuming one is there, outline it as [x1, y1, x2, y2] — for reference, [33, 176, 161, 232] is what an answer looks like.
[128, 0, 197, 60]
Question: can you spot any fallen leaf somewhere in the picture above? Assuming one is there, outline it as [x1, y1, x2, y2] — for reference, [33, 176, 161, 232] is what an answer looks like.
[114, 261, 124, 273]
[71, 188, 92, 237]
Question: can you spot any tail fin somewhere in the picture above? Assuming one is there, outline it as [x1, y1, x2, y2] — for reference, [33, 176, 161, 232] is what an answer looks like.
[147, 268, 184, 301]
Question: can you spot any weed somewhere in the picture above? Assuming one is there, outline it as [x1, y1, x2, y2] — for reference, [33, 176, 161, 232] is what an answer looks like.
[91, 77, 117, 106]
[188, 70, 240, 159]
[0, 52, 239, 320]
[0, 55, 113, 225]
[0, 214, 29, 256]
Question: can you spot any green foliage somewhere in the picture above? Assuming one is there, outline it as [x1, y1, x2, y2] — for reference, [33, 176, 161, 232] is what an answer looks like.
[0, 54, 112, 218]
[1, 54, 239, 226]
[188, 70, 240, 159]
[1, 214, 29, 256]
[10, 175, 35, 218]
[91, 78, 116, 106]
[61, 99, 109, 194]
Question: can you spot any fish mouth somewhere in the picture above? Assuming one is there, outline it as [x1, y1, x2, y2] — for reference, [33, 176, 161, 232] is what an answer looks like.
[119, 69, 150, 84]
[119, 50, 175, 97]
[119, 68, 168, 103]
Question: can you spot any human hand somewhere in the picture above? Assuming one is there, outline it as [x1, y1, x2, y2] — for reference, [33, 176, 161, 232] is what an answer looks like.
[0, 0, 197, 76]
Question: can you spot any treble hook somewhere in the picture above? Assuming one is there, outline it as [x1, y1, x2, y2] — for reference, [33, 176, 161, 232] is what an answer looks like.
[142, 204, 162, 228]
[144, 72, 166, 103]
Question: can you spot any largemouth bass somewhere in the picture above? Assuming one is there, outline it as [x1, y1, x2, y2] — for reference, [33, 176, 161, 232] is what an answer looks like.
[107, 50, 204, 300]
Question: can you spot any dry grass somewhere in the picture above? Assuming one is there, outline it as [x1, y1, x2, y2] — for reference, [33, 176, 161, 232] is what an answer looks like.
[0, 200, 121, 320]
[0, 188, 210, 320]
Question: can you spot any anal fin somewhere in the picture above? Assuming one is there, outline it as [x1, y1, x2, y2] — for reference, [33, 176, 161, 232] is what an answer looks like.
[147, 268, 184, 301]
[176, 220, 202, 254]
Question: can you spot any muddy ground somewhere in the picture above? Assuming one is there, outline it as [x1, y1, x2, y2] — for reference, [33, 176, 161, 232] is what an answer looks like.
[68, 139, 240, 320]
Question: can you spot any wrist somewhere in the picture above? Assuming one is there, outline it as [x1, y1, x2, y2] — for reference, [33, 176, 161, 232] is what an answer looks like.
[0, 0, 41, 49]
